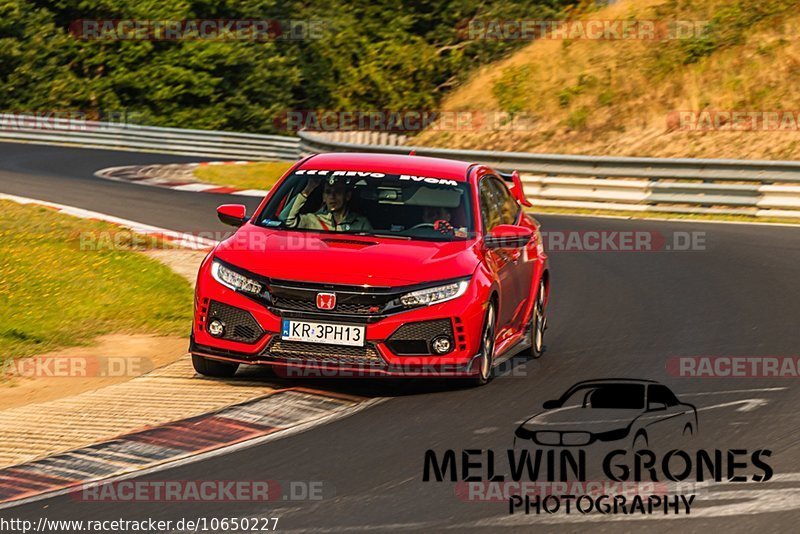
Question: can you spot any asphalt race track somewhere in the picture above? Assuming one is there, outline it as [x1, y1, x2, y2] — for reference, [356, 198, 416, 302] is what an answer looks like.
[2, 141, 800, 531]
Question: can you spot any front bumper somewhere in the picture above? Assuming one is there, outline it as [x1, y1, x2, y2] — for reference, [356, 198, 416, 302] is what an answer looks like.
[191, 272, 489, 378]
[514, 426, 631, 447]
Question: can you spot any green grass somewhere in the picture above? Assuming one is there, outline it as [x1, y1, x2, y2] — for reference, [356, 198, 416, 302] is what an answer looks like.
[193, 161, 294, 190]
[0, 201, 193, 362]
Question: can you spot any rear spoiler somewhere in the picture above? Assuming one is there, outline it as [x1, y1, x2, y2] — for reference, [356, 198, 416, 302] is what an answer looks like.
[497, 170, 532, 207]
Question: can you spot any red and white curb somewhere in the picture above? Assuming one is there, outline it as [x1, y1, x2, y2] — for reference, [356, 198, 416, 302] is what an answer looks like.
[0, 193, 218, 251]
[0, 194, 387, 509]
[94, 162, 270, 198]
[0, 389, 378, 508]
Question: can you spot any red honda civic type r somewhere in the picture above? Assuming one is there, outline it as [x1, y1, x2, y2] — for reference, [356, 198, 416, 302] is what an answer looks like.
[190, 152, 549, 386]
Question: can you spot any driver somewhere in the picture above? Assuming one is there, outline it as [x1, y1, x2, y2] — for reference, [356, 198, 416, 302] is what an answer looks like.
[421, 206, 454, 235]
[284, 177, 372, 232]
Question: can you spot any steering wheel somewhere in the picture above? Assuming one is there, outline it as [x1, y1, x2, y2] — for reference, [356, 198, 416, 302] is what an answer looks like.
[407, 223, 436, 231]
[408, 220, 454, 236]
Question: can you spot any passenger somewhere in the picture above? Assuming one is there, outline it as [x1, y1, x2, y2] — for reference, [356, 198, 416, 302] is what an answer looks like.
[284, 177, 372, 232]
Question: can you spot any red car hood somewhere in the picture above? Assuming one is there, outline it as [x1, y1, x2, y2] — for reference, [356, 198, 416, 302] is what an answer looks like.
[213, 225, 480, 286]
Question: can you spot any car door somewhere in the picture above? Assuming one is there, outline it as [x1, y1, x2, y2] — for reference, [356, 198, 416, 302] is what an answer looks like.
[479, 176, 521, 335]
[486, 177, 531, 332]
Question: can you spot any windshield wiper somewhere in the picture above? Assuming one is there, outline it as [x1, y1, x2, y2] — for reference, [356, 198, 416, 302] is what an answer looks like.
[352, 232, 412, 240]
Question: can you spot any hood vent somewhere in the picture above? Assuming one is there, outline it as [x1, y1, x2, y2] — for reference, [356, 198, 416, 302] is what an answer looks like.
[321, 238, 379, 248]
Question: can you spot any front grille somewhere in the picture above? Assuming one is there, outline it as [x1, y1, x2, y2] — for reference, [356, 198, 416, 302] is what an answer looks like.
[271, 296, 374, 315]
[262, 277, 470, 320]
[263, 338, 384, 367]
[266, 281, 396, 317]
[207, 301, 265, 344]
[386, 319, 453, 355]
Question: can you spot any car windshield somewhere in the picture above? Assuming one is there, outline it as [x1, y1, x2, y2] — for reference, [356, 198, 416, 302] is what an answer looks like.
[560, 384, 645, 410]
[256, 169, 475, 241]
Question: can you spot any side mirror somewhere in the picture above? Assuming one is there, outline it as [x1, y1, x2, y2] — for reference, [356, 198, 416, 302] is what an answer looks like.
[647, 402, 667, 412]
[217, 204, 248, 227]
[542, 399, 560, 410]
[485, 224, 533, 249]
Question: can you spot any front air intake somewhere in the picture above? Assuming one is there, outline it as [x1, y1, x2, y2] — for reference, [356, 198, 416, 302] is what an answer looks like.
[386, 319, 454, 355]
[207, 301, 265, 344]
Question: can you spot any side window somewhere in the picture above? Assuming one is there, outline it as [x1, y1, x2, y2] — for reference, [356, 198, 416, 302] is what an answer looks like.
[479, 178, 502, 233]
[648, 385, 679, 407]
[489, 178, 520, 225]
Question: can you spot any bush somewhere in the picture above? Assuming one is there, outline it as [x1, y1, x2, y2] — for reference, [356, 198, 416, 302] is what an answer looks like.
[0, 0, 573, 134]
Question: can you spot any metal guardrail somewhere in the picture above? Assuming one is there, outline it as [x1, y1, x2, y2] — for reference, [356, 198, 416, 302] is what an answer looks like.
[0, 114, 300, 161]
[5, 117, 800, 218]
[299, 131, 800, 218]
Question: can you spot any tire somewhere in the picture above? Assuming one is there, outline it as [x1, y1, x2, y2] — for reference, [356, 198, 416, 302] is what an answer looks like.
[468, 302, 497, 387]
[192, 354, 239, 378]
[528, 279, 547, 359]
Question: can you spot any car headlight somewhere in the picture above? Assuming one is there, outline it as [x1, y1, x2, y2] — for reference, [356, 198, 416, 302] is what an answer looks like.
[211, 260, 263, 294]
[399, 279, 469, 308]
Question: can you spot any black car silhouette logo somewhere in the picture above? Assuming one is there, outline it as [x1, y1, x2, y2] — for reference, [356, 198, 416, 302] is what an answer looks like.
[515, 379, 698, 448]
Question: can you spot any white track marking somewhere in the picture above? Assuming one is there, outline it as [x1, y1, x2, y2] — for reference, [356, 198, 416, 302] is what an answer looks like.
[95, 163, 268, 197]
[681, 388, 787, 397]
[232, 188, 270, 196]
[169, 183, 220, 192]
[0, 398, 385, 511]
[537, 210, 800, 228]
[0, 192, 217, 250]
[696, 399, 769, 413]
[264, 476, 800, 531]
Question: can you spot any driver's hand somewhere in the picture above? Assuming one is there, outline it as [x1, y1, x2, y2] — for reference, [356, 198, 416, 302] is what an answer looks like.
[302, 177, 322, 196]
[433, 220, 454, 235]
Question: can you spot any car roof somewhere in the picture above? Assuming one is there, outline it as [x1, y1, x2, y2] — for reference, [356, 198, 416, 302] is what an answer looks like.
[298, 152, 474, 182]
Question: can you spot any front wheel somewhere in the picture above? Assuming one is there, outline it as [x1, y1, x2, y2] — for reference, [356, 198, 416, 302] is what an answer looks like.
[528, 279, 547, 359]
[467, 302, 497, 387]
[192, 354, 239, 378]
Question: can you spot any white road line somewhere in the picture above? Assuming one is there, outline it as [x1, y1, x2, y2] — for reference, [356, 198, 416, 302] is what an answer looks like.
[169, 183, 219, 192]
[537, 210, 800, 228]
[232, 189, 270, 197]
[696, 399, 769, 413]
[681, 388, 787, 397]
[0, 193, 218, 250]
[273, 474, 800, 531]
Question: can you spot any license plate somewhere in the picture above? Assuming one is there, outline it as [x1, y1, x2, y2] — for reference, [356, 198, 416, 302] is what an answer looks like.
[281, 319, 365, 347]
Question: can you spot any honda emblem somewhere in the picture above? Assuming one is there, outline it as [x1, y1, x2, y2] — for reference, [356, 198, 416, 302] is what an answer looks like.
[316, 292, 336, 310]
